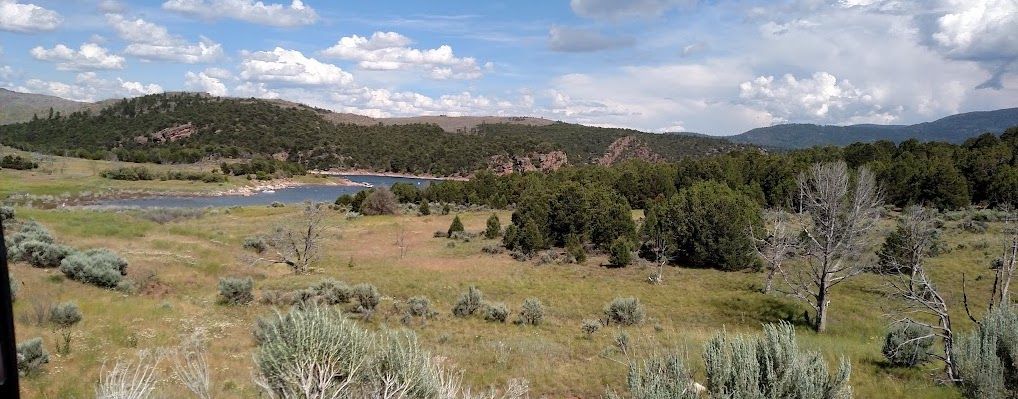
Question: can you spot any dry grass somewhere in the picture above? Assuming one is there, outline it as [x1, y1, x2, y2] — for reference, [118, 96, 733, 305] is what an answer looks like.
[6, 204, 1003, 397]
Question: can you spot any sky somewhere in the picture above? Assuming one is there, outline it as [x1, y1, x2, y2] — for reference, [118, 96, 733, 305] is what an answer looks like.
[0, 0, 1015, 136]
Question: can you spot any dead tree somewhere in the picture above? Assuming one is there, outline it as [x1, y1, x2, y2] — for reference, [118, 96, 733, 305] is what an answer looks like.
[750, 209, 796, 294]
[256, 202, 326, 274]
[885, 206, 959, 382]
[780, 161, 882, 332]
[394, 225, 409, 260]
[641, 208, 671, 284]
[990, 210, 1017, 308]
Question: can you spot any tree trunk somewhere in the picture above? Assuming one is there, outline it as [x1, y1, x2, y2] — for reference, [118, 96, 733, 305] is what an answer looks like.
[941, 314, 960, 382]
[764, 268, 776, 293]
[815, 281, 829, 333]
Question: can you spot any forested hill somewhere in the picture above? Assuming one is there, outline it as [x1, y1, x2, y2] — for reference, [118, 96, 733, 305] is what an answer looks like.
[729, 108, 1018, 148]
[0, 92, 746, 176]
[0, 88, 90, 124]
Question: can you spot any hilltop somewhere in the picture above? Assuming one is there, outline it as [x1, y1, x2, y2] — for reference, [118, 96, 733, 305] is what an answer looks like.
[729, 108, 1018, 148]
[0, 92, 746, 176]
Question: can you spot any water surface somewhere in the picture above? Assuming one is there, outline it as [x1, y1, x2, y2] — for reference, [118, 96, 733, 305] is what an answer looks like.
[98, 175, 436, 208]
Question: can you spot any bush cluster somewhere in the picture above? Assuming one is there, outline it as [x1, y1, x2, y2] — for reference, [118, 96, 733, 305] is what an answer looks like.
[17, 337, 49, 376]
[218, 277, 254, 305]
[1, 154, 38, 170]
[59, 248, 128, 288]
[483, 302, 510, 323]
[100, 166, 227, 182]
[516, 298, 544, 326]
[360, 187, 399, 216]
[49, 302, 83, 328]
[353, 283, 380, 313]
[452, 286, 483, 317]
[604, 297, 645, 326]
[881, 322, 934, 367]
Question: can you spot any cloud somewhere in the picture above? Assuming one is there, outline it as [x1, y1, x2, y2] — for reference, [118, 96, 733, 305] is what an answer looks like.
[16, 72, 162, 102]
[30, 43, 126, 71]
[0, 0, 62, 32]
[185, 70, 228, 96]
[240, 47, 353, 86]
[569, 0, 693, 19]
[738, 72, 899, 124]
[927, 0, 1018, 89]
[321, 31, 485, 80]
[107, 14, 223, 63]
[233, 82, 279, 99]
[162, 0, 317, 27]
[548, 26, 634, 52]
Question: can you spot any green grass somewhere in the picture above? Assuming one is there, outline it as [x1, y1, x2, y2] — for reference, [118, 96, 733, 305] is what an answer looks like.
[6, 203, 1000, 398]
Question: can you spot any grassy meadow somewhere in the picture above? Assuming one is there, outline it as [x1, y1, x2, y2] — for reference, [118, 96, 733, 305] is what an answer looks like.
[2, 160, 1009, 398]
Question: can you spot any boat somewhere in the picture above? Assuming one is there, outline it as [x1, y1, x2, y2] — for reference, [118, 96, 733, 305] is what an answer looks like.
[261, 189, 276, 194]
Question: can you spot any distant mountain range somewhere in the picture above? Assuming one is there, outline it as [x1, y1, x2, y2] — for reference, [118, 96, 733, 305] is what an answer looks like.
[2, 88, 1016, 149]
[727, 108, 1018, 148]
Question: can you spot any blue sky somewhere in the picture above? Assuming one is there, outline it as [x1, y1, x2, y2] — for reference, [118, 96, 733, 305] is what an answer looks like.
[1, 0, 1015, 135]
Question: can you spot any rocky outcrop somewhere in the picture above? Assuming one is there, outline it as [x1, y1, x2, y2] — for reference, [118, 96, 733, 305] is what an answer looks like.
[596, 135, 663, 166]
[488, 150, 568, 175]
[146, 123, 197, 144]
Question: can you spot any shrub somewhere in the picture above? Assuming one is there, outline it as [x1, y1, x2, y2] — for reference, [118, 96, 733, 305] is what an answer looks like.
[604, 297, 645, 326]
[311, 279, 352, 305]
[361, 187, 400, 215]
[218, 277, 254, 305]
[7, 221, 55, 261]
[607, 353, 696, 399]
[269, 201, 285, 208]
[581, 319, 600, 337]
[353, 283, 380, 312]
[452, 286, 483, 317]
[253, 305, 374, 396]
[59, 248, 128, 288]
[2, 154, 39, 170]
[955, 304, 1018, 398]
[441, 203, 451, 215]
[17, 337, 49, 376]
[242, 236, 267, 254]
[405, 296, 434, 319]
[483, 302, 510, 323]
[703, 322, 852, 398]
[448, 215, 465, 237]
[49, 302, 82, 328]
[484, 214, 501, 239]
[882, 322, 934, 367]
[517, 297, 544, 326]
[14, 240, 75, 268]
[418, 200, 431, 216]
[608, 237, 634, 266]
[252, 305, 460, 398]
[0, 205, 13, 221]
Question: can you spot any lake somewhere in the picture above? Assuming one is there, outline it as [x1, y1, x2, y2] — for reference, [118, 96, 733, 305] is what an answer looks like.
[97, 175, 438, 208]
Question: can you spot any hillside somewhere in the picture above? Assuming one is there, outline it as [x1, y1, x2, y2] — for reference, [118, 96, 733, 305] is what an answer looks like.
[0, 88, 90, 124]
[0, 92, 745, 176]
[730, 107, 1018, 148]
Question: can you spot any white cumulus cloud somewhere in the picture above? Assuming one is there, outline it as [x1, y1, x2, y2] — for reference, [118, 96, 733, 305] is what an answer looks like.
[240, 47, 353, 86]
[321, 31, 485, 80]
[17, 72, 162, 102]
[30, 43, 125, 71]
[185, 70, 228, 96]
[107, 14, 223, 63]
[738, 72, 898, 124]
[162, 0, 317, 27]
[0, 0, 61, 32]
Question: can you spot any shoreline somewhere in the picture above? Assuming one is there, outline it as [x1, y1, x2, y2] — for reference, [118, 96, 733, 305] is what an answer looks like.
[312, 169, 469, 181]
